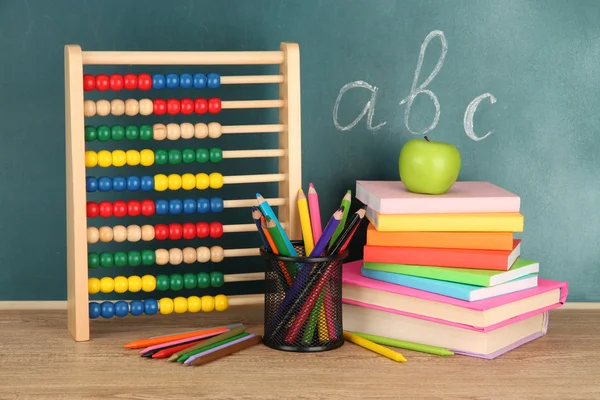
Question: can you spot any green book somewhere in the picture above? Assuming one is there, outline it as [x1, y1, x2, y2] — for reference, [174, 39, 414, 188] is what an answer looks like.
[362, 258, 539, 287]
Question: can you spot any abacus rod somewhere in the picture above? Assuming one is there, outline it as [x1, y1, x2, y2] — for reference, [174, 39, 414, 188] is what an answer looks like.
[220, 75, 284, 84]
[223, 197, 286, 208]
[81, 51, 285, 65]
[223, 272, 265, 283]
[223, 173, 286, 184]
[223, 248, 260, 257]
[221, 100, 284, 109]
[228, 294, 264, 306]
[222, 149, 285, 159]
[221, 124, 284, 134]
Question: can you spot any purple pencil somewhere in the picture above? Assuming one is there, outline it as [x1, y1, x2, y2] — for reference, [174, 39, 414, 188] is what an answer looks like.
[184, 333, 258, 365]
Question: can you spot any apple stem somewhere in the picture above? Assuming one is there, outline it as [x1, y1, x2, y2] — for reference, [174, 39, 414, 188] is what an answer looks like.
[424, 136, 430, 142]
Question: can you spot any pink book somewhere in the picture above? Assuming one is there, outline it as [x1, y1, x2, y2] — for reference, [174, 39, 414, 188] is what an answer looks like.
[355, 180, 520, 214]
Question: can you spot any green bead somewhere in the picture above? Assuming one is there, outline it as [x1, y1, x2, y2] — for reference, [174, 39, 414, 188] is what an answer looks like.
[85, 126, 97, 142]
[197, 272, 210, 288]
[128, 250, 142, 267]
[88, 252, 99, 268]
[114, 251, 128, 267]
[99, 252, 114, 268]
[97, 125, 111, 142]
[156, 274, 170, 291]
[182, 149, 196, 164]
[196, 148, 209, 163]
[209, 148, 223, 163]
[155, 149, 168, 165]
[139, 124, 153, 140]
[183, 273, 197, 289]
[210, 271, 224, 287]
[125, 125, 139, 140]
[141, 249, 155, 265]
[111, 125, 125, 141]
[170, 274, 184, 291]
[168, 149, 182, 164]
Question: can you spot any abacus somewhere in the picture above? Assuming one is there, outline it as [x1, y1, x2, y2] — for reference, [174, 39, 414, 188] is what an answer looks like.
[65, 43, 301, 341]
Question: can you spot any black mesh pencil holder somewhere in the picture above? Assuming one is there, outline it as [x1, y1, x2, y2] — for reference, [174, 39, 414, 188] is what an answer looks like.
[260, 240, 348, 352]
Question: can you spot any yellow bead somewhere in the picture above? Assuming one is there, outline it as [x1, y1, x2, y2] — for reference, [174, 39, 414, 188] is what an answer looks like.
[159, 297, 174, 315]
[141, 274, 156, 292]
[88, 277, 100, 294]
[127, 275, 142, 293]
[111, 150, 127, 167]
[168, 174, 182, 191]
[126, 150, 140, 166]
[181, 173, 195, 190]
[195, 173, 209, 190]
[113, 276, 128, 293]
[140, 149, 154, 166]
[99, 277, 114, 293]
[154, 174, 168, 191]
[85, 151, 97, 168]
[214, 294, 228, 311]
[209, 172, 224, 189]
[173, 296, 188, 313]
[97, 150, 112, 167]
[187, 296, 202, 312]
[201, 295, 215, 312]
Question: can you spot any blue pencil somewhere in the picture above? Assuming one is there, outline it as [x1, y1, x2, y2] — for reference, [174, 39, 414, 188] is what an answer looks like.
[256, 193, 297, 256]
[251, 206, 271, 252]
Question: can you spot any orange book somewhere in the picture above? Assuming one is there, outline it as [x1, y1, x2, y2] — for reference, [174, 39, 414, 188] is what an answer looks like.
[366, 223, 514, 250]
[363, 239, 521, 271]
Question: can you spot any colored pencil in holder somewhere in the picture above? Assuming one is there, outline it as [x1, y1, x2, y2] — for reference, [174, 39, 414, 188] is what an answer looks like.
[308, 183, 322, 242]
[329, 190, 352, 247]
[297, 189, 315, 255]
[260, 217, 293, 288]
[251, 206, 271, 252]
[256, 193, 297, 256]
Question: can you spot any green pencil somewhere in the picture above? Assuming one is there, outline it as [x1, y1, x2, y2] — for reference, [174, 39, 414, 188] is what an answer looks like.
[167, 325, 247, 361]
[329, 190, 352, 247]
[352, 332, 454, 356]
[176, 332, 251, 362]
[266, 217, 298, 276]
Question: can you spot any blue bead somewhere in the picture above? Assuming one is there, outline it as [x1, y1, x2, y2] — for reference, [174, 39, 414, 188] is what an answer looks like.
[155, 199, 169, 215]
[193, 73, 207, 89]
[197, 198, 210, 213]
[166, 73, 179, 88]
[207, 73, 220, 88]
[152, 74, 165, 89]
[210, 197, 224, 213]
[169, 199, 183, 214]
[89, 302, 101, 319]
[144, 299, 158, 315]
[130, 300, 144, 316]
[141, 175, 154, 191]
[180, 73, 193, 88]
[100, 301, 115, 318]
[183, 198, 196, 214]
[114, 300, 129, 317]
[98, 176, 112, 192]
[111, 176, 126, 192]
[127, 175, 141, 191]
[86, 176, 98, 192]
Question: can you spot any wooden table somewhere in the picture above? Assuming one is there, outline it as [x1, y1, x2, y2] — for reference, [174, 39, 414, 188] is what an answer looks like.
[0, 308, 598, 400]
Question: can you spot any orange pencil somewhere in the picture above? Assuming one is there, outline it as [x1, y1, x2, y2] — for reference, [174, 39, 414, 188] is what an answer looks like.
[261, 217, 293, 286]
[123, 326, 234, 349]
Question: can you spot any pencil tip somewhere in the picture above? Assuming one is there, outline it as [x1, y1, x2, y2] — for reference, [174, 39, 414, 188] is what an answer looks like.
[309, 182, 314, 188]
[357, 208, 366, 217]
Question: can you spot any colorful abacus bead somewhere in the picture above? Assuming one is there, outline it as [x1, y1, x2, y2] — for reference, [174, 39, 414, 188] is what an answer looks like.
[89, 295, 228, 318]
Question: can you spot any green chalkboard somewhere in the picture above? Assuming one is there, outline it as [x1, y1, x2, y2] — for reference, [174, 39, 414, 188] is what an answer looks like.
[0, 0, 598, 302]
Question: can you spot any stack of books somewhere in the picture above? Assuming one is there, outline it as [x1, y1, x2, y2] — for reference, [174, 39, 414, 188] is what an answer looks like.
[341, 180, 568, 359]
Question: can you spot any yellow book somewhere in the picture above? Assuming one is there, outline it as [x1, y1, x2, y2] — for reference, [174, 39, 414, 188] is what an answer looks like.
[366, 208, 524, 232]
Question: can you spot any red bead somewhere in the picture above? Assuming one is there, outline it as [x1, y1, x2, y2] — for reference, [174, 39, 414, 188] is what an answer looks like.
[138, 73, 152, 90]
[83, 74, 95, 91]
[209, 222, 223, 238]
[124, 73, 138, 90]
[182, 222, 196, 239]
[208, 98, 221, 114]
[194, 98, 208, 114]
[113, 200, 127, 217]
[155, 224, 169, 240]
[109, 74, 124, 91]
[153, 98, 167, 115]
[95, 74, 109, 91]
[98, 201, 113, 218]
[127, 200, 141, 216]
[196, 222, 209, 238]
[168, 223, 183, 240]
[180, 98, 194, 115]
[167, 98, 180, 115]
[141, 200, 155, 216]
[86, 201, 99, 218]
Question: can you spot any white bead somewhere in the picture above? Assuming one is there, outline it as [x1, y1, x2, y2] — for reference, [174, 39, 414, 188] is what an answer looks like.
[112, 225, 127, 242]
[141, 225, 155, 241]
[167, 123, 181, 140]
[125, 99, 139, 116]
[127, 225, 142, 242]
[183, 247, 196, 263]
[87, 227, 99, 244]
[96, 100, 111, 116]
[139, 99, 153, 115]
[83, 100, 96, 117]
[110, 99, 125, 116]
[98, 226, 114, 242]
[208, 122, 222, 138]
[197, 246, 211, 262]
[195, 123, 208, 139]
[169, 248, 183, 265]
[153, 123, 167, 140]
[180, 123, 194, 139]
[155, 249, 169, 265]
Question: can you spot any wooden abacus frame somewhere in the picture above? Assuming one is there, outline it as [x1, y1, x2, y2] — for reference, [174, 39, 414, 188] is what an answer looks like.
[65, 43, 302, 341]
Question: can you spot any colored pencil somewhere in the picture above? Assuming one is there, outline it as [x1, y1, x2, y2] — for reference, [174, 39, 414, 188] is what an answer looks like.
[147, 322, 243, 339]
[343, 330, 407, 363]
[150, 340, 205, 359]
[328, 206, 367, 255]
[186, 334, 262, 366]
[329, 190, 352, 247]
[260, 217, 277, 252]
[261, 217, 293, 287]
[308, 183, 322, 242]
[297, 189, 315, 255]
[177, 332, 251, 363]
[256, 193, 297, 256]
[266, 217, 299, 277]
[167, 326, 247, 362]
[139, 328, 229, 355]
[252, 207, 271, 252]
[123, 326, 231, 349]
[352, 332, 454, 356]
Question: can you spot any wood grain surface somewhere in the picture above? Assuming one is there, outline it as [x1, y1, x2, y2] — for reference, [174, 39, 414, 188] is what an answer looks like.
[0, 308, 598, 400]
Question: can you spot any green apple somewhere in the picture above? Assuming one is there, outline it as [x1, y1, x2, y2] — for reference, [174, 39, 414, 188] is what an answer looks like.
[399, 137, 461, 195]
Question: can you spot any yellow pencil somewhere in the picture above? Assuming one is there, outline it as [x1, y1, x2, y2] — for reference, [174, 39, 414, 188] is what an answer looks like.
[343, 330, 407, 363]
[297, 189, 315, 255]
